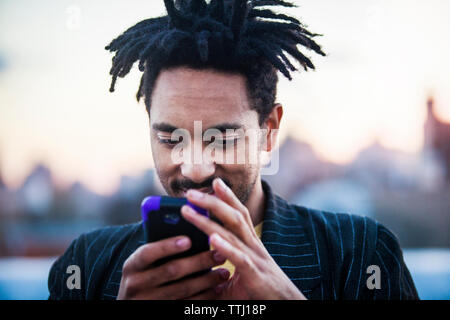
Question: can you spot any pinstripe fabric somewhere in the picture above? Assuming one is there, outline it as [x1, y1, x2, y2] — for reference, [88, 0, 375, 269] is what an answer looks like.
[48, 180, 419, 300]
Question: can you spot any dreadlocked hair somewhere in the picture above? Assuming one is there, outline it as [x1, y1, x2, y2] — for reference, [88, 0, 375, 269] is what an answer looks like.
[105, 0, 325, 125]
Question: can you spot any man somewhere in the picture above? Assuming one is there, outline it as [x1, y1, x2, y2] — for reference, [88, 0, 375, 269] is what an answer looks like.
[48, 0, 418, 300]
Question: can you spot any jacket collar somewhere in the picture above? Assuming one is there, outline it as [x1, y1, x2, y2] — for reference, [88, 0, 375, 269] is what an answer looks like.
[260, 180, 322, 296]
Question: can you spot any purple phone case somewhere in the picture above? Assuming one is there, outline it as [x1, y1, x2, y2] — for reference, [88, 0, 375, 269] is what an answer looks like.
[140, 195, 209, 222]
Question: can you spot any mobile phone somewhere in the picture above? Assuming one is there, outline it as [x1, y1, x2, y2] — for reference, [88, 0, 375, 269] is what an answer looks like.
[140, 195, 211, 278]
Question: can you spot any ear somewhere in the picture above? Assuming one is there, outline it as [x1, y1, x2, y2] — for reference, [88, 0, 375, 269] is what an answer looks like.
[261, 104, 283, 152]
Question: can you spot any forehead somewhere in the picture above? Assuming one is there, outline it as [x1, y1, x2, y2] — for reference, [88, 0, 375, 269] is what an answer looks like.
[150, 67, 257, 129]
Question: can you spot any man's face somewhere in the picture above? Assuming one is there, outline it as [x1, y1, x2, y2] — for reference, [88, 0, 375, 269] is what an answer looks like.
[149, 66, 263, 205]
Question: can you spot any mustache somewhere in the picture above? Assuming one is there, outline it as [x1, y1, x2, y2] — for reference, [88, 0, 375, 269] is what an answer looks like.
[171, 177, 232, 192]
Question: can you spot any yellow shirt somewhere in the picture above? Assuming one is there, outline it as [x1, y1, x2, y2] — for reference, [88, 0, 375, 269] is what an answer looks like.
[212, 222, 263, 277]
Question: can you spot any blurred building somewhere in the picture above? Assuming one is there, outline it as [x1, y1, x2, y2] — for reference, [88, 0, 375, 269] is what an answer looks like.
[18, 164, 54, 217]
[0, 168, 4, 190]
[292, 178, 374, 217]
[264, 136, 341, 199]
[67, 182, 109, 218]
[424, 96, 450, 182]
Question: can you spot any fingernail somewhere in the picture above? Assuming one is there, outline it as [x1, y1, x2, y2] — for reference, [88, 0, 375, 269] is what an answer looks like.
[187, 189, 204, 199]
[182, 205, 194, 215]
[218, 268, 230, 280]
[175, 237, 190, 248]
[217, 178, 228, 191]
[213, 251, 226, 263]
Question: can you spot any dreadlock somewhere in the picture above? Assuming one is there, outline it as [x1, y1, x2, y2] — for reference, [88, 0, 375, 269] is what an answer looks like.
[105, 0, 325, 125]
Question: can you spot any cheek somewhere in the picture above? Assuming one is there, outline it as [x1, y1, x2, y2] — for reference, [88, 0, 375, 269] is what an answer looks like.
[211, 136, 261, 167]
[234, 135, 261, 166]
[219, 160, 259, 183]
[151, 138, 177, 172]
[218, 163, 258, 203]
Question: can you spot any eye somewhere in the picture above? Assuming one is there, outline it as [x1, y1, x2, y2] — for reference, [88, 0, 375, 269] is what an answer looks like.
[158, 135, 183, 146]
[210, 136, 240, 148]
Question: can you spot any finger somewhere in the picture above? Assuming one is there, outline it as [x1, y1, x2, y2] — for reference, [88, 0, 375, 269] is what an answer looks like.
[185, 190, 253, 245]
[137, 249, 227, 287]
[123, 236, 191, 273]
[181, 204, 247, 252]
[149, 268, 230, 300]
[212, 178, 254, 232]
[209, 233, 256, 277]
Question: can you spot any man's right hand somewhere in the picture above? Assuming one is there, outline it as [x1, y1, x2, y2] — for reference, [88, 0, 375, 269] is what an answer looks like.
[116, 235, 230, 300]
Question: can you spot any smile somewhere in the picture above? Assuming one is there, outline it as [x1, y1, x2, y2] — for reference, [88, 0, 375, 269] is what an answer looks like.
[181, 187, 214, 197]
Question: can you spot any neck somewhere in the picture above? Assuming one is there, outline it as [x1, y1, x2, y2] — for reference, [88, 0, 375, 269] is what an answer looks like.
[245, 177, 266, 226]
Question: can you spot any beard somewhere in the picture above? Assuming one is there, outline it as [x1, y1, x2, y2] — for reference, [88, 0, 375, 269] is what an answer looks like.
[154, 166, 259, 206]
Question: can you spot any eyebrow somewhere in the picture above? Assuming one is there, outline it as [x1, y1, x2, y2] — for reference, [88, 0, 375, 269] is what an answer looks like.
[152, 122, 244, 133]
[152, 122, 178, 133]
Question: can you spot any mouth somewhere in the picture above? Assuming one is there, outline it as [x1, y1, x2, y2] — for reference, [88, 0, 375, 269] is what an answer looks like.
[180, 187, 215, 197]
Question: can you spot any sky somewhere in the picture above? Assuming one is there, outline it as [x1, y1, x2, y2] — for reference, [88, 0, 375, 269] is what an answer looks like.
[0, 0, 449, 195]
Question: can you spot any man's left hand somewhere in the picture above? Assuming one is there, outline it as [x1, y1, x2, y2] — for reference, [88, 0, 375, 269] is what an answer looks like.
[181, 178, 307, 300]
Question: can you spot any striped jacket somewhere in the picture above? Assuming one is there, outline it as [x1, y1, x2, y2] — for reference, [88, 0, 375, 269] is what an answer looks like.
[48, 180, 419, 300]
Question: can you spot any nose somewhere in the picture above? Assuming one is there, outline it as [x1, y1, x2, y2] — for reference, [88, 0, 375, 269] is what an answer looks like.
[180, 161, 216, 184]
